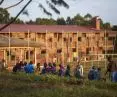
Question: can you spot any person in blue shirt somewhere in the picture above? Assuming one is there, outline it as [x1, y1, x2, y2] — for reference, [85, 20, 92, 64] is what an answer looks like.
[24, 61, 34, 73]
[113, 72, 117, 82]
[96, 67, 101, 80]
[88, 66, 97, 80]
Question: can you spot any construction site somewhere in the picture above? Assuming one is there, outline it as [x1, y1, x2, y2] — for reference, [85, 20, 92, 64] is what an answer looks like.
[0, 17, 117, 70]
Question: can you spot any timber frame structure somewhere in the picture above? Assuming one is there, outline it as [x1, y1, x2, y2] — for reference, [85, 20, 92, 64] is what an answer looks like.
[0, 24, 117, 67]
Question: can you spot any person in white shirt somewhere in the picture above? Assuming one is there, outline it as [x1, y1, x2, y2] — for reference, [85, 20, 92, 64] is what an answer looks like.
[79, 64, 83, 77]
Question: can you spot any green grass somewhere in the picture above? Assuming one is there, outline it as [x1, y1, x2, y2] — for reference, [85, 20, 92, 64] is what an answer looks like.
[0, 72, 117, 97]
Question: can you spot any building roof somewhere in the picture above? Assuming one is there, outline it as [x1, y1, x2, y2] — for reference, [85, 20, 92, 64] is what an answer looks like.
[0, 35, 45, 48]
[0, 24, 101, 33]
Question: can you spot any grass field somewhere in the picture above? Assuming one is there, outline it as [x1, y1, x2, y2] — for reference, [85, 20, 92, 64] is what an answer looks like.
[0, 72, 117, 97]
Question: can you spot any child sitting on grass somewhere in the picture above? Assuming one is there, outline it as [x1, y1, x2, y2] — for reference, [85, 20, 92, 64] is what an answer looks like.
[40, 62, 47, 74]
[88, 66, 97, 80]
[58, 64, 65, 76]
[24, 61, 34, 73]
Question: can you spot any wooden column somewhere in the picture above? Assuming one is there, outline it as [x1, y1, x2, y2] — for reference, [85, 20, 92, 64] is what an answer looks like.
[3, 49, 6, 67]
[57, 33, 58, 62]
[20, 48, 23, 61]
[46, 30, 48, 63]
[52, 33, 54, 62]
[77, 31, 78, 60]
[67, 32, 69, 63]
[35, 32, 37, 65]
[104, 30, 107, 69]
[24, 49, 26, 62]
[76, 31, 79, 66]
[62, 30, 64, 64]
[28, 30, 30, 62]
[8, 27, 11, 66]
[15, 48, 16, 65]
[34, 48, 37, 65]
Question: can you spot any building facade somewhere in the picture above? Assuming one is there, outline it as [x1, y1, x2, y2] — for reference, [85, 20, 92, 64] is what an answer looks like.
[0, 23, 117, 66]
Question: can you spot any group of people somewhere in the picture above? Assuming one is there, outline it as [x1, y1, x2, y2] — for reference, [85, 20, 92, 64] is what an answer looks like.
[1, 55, 117, 82]
[40, 62, 83, 78]
[12, 61, 84, 79]
[12, 61, 35, 73]
[87, 56, 117, 82]
[88, 66, 101, 80]
[35, 62, 85, 78]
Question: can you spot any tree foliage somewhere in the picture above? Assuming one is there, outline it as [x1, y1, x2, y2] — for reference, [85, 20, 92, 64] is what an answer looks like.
[57, 18, 66, 25]
[66, 17, 74, 25]
[0, 8, 9, 23]
[0, 7, 112, 29]
[35, 18, 57, 25]
[0, 0, 70, 31]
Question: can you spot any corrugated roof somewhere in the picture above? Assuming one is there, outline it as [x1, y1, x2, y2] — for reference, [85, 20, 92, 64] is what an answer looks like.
[0, 24, 101, 33]
[0, 35, 45, 47]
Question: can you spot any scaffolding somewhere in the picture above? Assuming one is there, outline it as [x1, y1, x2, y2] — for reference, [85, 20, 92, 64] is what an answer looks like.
[0, 28, 117, 70]
[0, 29, 45, 66]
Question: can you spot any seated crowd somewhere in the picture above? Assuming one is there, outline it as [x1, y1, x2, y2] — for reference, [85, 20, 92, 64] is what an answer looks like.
[11, 60, 103, 81]
[0, 55, 117, 82]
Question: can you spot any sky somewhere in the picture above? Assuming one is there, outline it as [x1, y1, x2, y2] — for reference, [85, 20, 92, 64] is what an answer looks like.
[1, 0, 117, 25]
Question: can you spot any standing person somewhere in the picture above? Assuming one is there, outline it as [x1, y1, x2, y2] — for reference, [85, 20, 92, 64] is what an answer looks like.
[114, 70, 117, 82]
[79, 64, 83, 77]
[74, 62, 83, 79]
[0, 59, 5, 72]
[105, 56, 117, 82]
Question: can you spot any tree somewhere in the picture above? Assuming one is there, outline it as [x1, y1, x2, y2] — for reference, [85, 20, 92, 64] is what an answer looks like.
[0, 8, 24, 24]
[0, 8, 10, 23]
[57, 18, 66, 25]
[73, 14, 84, 25]
[0, 0, 70, 31]
[26, 20, 35, 24]
[66, 17, 73, 25]
[0, 0, 32, 31]
[35, 18, 56, 25]
[103, 22, 111, 30]
[84, 13, 92, 21]
[83, 13, 92, 26]
[10, 17, 24, 24]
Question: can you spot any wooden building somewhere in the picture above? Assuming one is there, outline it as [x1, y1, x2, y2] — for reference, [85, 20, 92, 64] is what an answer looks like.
[0, 23, 117, 66]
